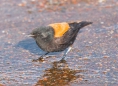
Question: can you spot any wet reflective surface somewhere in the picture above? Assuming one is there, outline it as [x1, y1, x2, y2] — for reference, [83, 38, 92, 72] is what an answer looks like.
[0, 0, 118, 86]
[35, 60, 86, 86]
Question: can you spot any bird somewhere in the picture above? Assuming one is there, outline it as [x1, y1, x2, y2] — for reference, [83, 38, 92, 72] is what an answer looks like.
[29, 21, 92, 61]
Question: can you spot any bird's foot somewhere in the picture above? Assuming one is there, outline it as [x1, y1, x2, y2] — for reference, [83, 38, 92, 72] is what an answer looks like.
[32, 57, 45, 62]
[59, 57, 66, 63]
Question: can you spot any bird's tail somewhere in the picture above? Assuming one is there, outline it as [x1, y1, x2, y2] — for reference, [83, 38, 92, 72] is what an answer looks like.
[68, 21, 92, 40]
[69, 21, 92, 34]
[69, 21, 92, 30]
[59, 21, 92, 45]
[77, 21, 92, 29]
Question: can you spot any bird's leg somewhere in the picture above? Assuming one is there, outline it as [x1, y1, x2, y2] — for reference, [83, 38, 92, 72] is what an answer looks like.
[33, 52, 49, 62]
[39, 52, 49, 59]
[61, 45, 72, 61]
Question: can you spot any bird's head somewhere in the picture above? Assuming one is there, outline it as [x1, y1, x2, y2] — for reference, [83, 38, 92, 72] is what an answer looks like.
[29, 26, 54, 42]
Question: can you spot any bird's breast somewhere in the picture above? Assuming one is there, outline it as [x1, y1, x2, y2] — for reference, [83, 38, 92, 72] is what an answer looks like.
[36, 39, 69, 52]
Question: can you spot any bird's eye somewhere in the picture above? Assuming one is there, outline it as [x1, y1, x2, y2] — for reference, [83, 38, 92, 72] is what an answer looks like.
[40, 33, 47, 38]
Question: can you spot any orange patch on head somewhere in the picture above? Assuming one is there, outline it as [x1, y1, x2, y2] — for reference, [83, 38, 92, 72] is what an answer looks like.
[49, 22, 70, 37]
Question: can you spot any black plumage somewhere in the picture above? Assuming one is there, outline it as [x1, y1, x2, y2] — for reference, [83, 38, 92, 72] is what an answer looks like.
[30, 21, 92, 61]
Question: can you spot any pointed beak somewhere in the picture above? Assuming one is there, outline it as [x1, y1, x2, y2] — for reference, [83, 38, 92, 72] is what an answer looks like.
[27, 34, 35, 37]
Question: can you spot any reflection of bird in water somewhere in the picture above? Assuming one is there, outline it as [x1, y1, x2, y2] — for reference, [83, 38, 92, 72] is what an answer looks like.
[35, 60, 87, 86]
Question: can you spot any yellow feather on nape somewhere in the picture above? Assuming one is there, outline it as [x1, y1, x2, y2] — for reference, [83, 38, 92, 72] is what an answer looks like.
[49, 22, 70, 37]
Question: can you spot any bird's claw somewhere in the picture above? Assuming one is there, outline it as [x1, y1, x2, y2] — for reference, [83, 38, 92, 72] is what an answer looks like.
[32, 57, 45, 62]
[59, 58, 66, 63]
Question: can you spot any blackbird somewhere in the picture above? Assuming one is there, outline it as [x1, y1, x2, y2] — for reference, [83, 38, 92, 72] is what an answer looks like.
[29, 21, 92, 61]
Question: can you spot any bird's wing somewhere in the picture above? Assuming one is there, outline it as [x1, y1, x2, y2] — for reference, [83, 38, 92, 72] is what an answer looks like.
[49, 22, 70, 38]
[54, 21, 92, 45]
[54, 22, 79, 45]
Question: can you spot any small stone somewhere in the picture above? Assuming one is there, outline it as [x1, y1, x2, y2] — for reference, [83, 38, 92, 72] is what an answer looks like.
[98, 63, 102, 67]
[106, 69, 110, 71]
[83, 57, 89, 60]
[99, 0, 106, 3]
[22, 33, 25, 35]
[103, 56, 109, 58]
[31, 0, 35, 2]
[103, 71, 107, 74]
[112, 67, 116, 69]
[78, 78, 83, 81]
[89, 41, 92, 44]
[18, 1, 27, 7]
[109, 30, 114, 34]
[101, 22, 104, 24]
[2, 30, 5, 33]
[27, 10, 33, 14]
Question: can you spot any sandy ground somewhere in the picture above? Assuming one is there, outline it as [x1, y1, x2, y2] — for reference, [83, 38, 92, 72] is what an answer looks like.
[0, 0, 118, 86]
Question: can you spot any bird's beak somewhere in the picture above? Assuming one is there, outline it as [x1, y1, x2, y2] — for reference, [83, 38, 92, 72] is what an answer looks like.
[27, 34, 35, 37]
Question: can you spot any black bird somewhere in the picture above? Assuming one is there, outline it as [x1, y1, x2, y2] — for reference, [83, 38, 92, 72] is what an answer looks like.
[29, 21, 92, 61]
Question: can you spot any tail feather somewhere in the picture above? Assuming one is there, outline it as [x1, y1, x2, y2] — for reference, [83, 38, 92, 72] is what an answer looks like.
[65, 21, 92, 44]
[68, 21, 92, 37]
[77, 21, 92, 28]
[69, 21, 92, 30]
